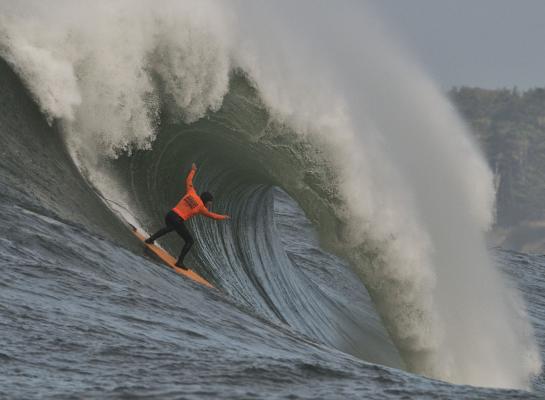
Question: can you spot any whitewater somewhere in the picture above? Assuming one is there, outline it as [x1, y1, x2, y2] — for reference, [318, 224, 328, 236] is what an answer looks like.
[0, 0, 543, 398]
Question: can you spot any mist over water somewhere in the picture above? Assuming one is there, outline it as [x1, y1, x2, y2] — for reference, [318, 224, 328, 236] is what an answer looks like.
[0, 0, 541, 389]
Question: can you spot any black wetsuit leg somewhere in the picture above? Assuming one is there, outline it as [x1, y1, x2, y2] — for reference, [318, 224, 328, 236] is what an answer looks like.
[164, 211, 194, 265]
[167, 213, 194, 265]
[145, 210, 179, 243]
[146, 226, 173, 243]
[147, 211, 194, 265]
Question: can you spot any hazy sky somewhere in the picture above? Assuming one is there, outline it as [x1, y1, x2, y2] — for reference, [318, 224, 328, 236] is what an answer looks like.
[369, 0, 545, 89]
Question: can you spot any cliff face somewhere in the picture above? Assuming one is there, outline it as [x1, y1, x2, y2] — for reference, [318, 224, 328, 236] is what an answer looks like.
[450, 87, 545, 252]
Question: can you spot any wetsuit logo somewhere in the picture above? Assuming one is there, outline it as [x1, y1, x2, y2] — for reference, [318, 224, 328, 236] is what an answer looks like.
[184, 195, 199, 209]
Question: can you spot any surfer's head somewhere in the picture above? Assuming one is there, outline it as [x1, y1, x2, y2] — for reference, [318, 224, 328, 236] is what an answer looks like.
[200, 192, 214, 206]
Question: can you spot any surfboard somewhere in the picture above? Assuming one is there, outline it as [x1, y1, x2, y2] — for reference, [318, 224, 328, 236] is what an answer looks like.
[130, 224, 214, 289]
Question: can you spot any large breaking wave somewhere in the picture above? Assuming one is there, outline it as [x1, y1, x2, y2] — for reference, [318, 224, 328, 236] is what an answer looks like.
[0, 0, 541, 389]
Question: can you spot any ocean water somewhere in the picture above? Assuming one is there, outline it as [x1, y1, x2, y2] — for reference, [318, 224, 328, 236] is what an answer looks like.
[0, 1, 543, 398]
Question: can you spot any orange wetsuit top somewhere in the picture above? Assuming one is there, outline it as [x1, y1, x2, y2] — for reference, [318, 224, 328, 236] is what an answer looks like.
[172, 169, 227, 221]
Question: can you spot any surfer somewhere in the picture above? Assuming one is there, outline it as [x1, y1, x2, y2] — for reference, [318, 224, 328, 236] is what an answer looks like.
[145, 163, 229, 269]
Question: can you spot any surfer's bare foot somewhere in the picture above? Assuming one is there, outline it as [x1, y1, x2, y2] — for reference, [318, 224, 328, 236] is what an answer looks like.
[144, 237, 154, 244]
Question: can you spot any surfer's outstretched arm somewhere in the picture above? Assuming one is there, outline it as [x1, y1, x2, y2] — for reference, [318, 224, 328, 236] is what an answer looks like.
[201, 209, 230, 220]
[186, 163, 197, 192]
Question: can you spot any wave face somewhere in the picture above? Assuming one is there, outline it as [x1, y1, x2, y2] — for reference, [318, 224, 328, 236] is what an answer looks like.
[0, 0, 541, 389]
